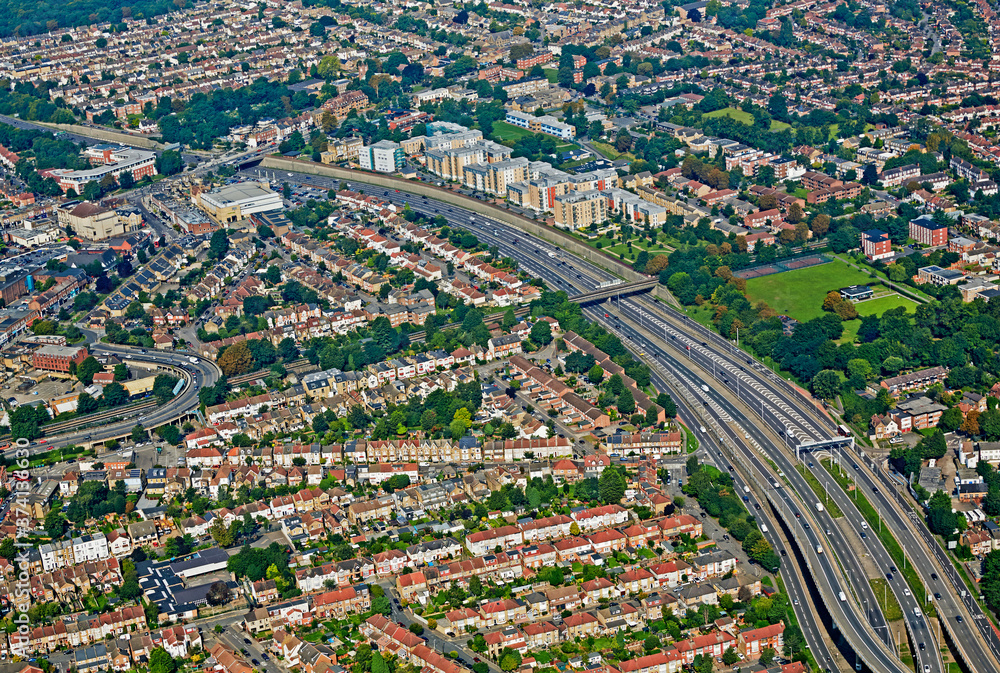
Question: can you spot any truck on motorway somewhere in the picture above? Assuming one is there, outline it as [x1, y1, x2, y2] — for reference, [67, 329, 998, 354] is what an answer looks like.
[815, 502, 824, 512]
[188, 357, 198, 364]
[743, 485, 751, 493]
[701, 384, 710, 392]
[839, 592, 847, 602]
[816, 545, 823, 554]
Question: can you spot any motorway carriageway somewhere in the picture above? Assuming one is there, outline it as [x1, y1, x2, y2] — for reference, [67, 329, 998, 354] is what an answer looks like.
[258, 167, 914, 673]
[260, 166, 1000, 671]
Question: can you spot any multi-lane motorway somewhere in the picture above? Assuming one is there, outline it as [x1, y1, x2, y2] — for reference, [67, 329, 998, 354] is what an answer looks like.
[249, 164, 1000, 673]
[247, 166, 909, 672]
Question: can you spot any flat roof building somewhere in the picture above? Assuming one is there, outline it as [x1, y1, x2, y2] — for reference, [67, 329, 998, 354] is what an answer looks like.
[196, 183, 282, 224]
[32, 344, 88, 373]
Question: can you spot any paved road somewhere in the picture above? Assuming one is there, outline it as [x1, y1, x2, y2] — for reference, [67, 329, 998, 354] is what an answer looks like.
[846, 454, 1000, 666]
[217, 621, 284, 673]
[2, 345, 219, 460]
[0, 114, 203, 164]
[276, 168, 901, 672]
[248, 164, 1000, 672]
[382, 581, 501, 673]
[614, 295, 998, 672]
[668, 384, 842, 671]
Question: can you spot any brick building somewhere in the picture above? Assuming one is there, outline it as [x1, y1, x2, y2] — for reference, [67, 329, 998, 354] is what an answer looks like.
[32, 345, 88, 373]
[909, 215, 949, 247]
[862, 229, 893, 260]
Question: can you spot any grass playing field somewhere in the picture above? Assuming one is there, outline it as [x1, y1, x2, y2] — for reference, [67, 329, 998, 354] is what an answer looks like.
[490, 121, 540, 143]
[745, 261, 875, 322]
[703, 107, 790, 131]
[854, 294, 920, 316]
[704, 107, 753, 124]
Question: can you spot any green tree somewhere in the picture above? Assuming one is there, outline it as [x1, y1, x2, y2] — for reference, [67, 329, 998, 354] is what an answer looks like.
[599, 467, 626, 504]
[210, 518, 235, 546]
[155, 150, 184, 176]
[77, 391, 99, 415]
[759, 647, 775, 666]
[44, 509, 67, 538]
[722, 648, 739, 666]
[927, 489, 959, 535]
[149, 648, 176, 673]
[617, 388, 636, 416]
[588, 364, 604, 384]
[658, 393, 678, 418]
[692, 654, 712, 673]
[847, 358, 874, 381]
[209, 229, 230, 260]
[371, 652, 390, 673]
[103, 381, 129, 408]
[811, 369, 842, 400]
[131, 424, 147, 444]
[77, 355, 102, 385]
[608, 373, 625, 396]
[530, 320, 552, 345]
[938, 407, 964, 433]
[371, 595, 391, 615]
[499, 649, 522, 671]
[152, 373, 180, 404]
[10, 406, 44, 440]
[983, 408, 1000, 441]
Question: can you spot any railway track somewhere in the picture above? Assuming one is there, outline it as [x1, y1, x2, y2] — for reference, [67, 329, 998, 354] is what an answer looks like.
[227, 358, 314, 385]
[408, 305, 532, 343]
[0, 400, 160, 443]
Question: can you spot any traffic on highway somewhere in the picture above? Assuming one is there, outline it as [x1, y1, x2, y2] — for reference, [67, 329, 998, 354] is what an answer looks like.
[256, 164, 999, 673]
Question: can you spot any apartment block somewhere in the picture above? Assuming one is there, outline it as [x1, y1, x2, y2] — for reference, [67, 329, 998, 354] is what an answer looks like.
[554, 190, 608, 230]
[425, 145, 486, 181]
[32, 344, 88, 373]
[505, 110, 575, 140]
[909, 214, 949, 247]
[358, 141, 404, 174]
[463, 157, 530, 195]
[861, 229, 893, 260]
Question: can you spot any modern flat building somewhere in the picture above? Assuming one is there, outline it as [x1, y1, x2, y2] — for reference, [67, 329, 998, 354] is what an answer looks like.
[196, 183, 282, 224]
[554, 190, 607, 230]
[425, 145, 485, 181]
[839, 285, 873, 301]
[45, 145, 156, 193]
[918, 265, 964, 285]
[505, 111, 575, 140]
[358, 140, 404, 173]
[462, 157, 530, 194]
